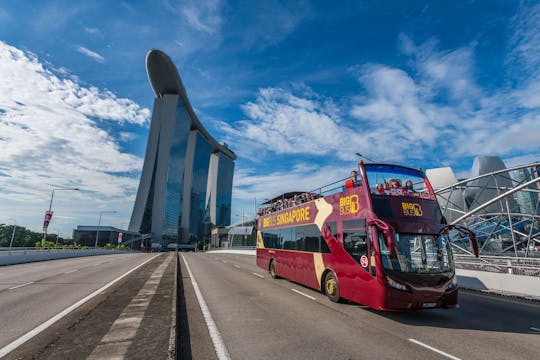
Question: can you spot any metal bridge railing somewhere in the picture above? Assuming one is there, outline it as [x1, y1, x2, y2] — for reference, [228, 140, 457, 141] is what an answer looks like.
[454, 254, 540, 276]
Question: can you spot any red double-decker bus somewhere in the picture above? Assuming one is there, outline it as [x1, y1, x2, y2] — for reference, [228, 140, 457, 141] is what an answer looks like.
[256, 162, 478, 311]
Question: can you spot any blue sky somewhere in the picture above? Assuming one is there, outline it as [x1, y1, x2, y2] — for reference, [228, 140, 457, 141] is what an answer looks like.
[1, 0, 539, 236]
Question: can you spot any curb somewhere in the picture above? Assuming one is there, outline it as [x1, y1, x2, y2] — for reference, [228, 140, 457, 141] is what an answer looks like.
[459, 286, 540, 304]
[168, 252, 178, 359]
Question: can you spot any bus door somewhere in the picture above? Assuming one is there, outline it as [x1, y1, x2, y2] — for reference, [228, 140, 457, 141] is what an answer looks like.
[342, 219, 377, 301]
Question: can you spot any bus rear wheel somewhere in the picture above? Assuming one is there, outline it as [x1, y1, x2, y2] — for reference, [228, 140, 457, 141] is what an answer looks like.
[269, 260, 279, 279]
[324, 272, 340, 302]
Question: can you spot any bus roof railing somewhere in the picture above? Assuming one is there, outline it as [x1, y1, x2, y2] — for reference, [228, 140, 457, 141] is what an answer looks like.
[258, 175, 351, 214]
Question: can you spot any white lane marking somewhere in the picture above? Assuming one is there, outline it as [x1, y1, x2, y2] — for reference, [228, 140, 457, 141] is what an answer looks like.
[233, 265, 241, 269]
[222, 260, 228, 263]
[408, 339, 461, 360]
[530, 327, 540, 332]
[252, 273, 264, 279]
[291, 288, 316, 300]
[64, 269, 78, 274]
[181, 254, 231, 360]
[9, 282, 34, 290]
[0, 254, 161, 358]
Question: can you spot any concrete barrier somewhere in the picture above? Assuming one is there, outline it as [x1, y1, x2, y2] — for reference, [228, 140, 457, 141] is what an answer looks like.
[457, 269, 540, 299]
[0, 249, 132, 266]
[207, 249, 256, 255]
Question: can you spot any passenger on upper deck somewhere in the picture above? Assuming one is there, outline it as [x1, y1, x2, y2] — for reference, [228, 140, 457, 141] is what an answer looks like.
[404, 180, 416, 195]
[374, 183, 386, 194]
[389, 178, 404, 195]
[345, 170, 362, 190]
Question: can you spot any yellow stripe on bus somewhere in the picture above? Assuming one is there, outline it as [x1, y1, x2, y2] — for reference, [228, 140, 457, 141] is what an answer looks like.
[313, 252, 325, 288]
[314, 197, 333, 231]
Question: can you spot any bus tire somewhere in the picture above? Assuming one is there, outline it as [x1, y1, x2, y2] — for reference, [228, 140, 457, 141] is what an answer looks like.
[269, 259, 280, 279]
[324, 272, 340, 303]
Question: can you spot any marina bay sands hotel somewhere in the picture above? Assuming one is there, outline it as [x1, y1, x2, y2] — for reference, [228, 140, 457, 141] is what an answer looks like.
[129, 50, 236, 250]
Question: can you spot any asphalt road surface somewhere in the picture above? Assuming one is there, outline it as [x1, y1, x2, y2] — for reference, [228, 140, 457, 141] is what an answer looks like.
[181, 252, 540, 360]
[0, 252, 157, 354]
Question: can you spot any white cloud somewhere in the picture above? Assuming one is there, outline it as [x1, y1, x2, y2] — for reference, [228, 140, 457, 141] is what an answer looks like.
[221, 86, 371, 161]
[84, 26, 101, 35]
[229, 27, 540, 179]
[0, 41, 150, 233]
[165, 0, 222, 34]
[76, 46, 105, 63]
[118, 131, 138, 142]
[231, 162, 353, 220]
[508, 2, 540, 79]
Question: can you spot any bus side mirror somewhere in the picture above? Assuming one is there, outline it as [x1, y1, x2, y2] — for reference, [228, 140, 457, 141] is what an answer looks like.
[384, 228, 395, 256]
[440, 225, 479, 258]
[368, 219, 395, 256]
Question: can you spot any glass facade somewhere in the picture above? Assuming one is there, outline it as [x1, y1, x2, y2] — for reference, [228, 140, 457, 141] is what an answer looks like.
[188, 132, 212, 243]
[216, 154, 234, 226]
[161, 102, 191, 248]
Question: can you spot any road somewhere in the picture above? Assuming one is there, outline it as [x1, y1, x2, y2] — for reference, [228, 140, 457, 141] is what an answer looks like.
[0, 252, 157, 353]
[181, 252, 540, 360]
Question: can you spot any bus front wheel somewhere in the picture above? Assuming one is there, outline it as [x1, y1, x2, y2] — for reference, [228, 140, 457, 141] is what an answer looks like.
[324, 272, 340, 302]
[269, 260, 279, 279]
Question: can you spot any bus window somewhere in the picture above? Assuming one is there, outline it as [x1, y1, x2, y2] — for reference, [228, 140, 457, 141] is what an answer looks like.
[263, 229, 280, 249]
[325, 222, 338, 240]
[322, 222, 338, 253]
[320, 237, 331, 253]
[343, 228, 368, 267]
[298, 225, 321, 252]
[343, 219, 366, 229]
[281, 227, 295, 250]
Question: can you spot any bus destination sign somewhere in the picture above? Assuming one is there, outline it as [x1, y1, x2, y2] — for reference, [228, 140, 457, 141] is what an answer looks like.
[261, 202, 318, 229]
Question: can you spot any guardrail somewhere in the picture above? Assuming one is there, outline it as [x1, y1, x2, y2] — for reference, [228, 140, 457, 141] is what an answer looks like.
[454, 254, 540, 277]
[0, 248, 134, 266]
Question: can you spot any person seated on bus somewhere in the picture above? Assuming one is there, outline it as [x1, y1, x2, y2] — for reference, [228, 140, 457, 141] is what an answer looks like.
[389, 179, 404, 195]
[373, 183, 386, 194]
[345, 170, 362, 190]
[404, 180, 416, 195]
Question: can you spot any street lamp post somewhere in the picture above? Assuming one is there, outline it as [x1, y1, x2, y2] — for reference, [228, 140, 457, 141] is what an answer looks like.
[355, 152, 375, 163]
[42, 187, 80, 247]
[95, 211, 117, 248]
[8, 218, 16, 254]
[235, 208, 246, 247]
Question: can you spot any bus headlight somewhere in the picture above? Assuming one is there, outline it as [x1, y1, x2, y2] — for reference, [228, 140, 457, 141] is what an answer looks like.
[386, 276, 409, 292]
[446, 276, 458, 291]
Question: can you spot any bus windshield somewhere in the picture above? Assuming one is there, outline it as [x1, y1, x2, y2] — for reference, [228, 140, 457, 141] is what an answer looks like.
[365, 164, 435, 200]
[378, 233, 453, 273]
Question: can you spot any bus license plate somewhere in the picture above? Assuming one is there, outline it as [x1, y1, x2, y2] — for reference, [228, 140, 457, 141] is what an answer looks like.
[422, 302, 437, 308]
